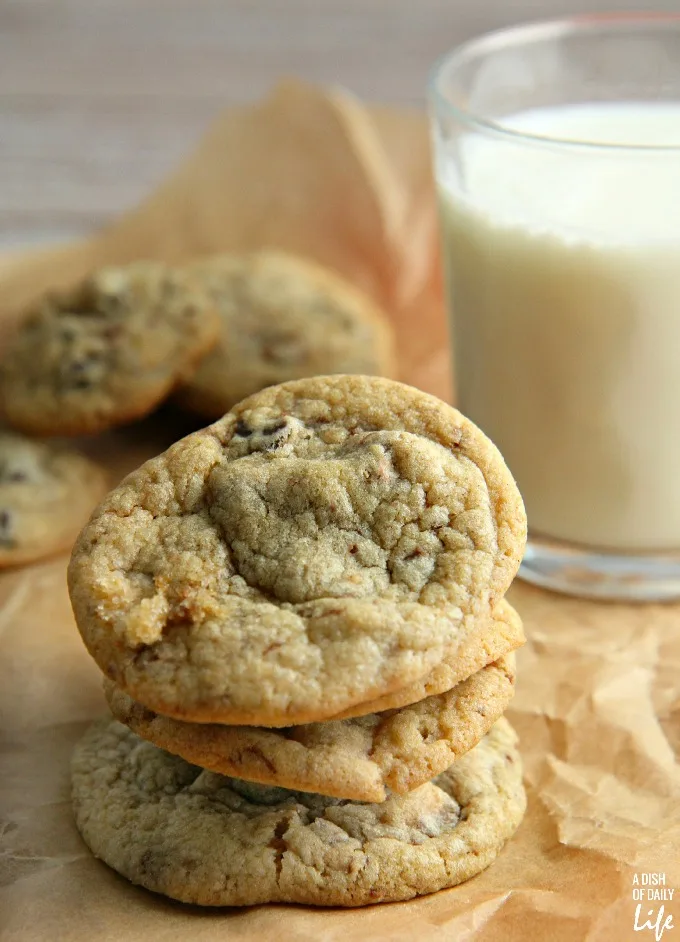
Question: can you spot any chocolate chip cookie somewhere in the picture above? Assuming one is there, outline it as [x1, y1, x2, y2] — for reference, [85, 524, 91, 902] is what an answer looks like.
[0, 263, 219, 436]
[176, 251, 396, 418]
[71, 717, 525, 907]
[0, 431, 107, 567]
[68, 375, 526, 726]
[106, 653, 515, 802]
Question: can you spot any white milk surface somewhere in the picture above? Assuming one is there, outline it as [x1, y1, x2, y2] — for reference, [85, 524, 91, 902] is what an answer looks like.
[440, 103, 680, 549]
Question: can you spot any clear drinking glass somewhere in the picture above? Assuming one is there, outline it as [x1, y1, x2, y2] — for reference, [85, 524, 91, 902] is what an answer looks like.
[429, 15, 680, 601]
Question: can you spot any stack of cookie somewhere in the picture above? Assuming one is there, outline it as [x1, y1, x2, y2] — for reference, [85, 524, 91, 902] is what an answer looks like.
[68, 375, 528, 908]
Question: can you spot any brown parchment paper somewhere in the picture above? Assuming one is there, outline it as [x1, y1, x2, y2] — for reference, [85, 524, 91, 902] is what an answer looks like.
[1, 84, 679, 942]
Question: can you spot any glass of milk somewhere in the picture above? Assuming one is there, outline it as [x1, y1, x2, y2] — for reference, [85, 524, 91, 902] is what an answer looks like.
[429, 16, 680, 600]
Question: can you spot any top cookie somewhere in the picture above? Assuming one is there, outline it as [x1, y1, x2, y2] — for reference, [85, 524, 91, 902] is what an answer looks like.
[176, 251, 396, 418]
[0, 263, 220, 436]
[0, 431, 107, 567]
[68, 375, 526, 726]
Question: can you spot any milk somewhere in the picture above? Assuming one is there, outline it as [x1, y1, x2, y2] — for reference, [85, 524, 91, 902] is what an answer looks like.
[439, 103, 680, 550]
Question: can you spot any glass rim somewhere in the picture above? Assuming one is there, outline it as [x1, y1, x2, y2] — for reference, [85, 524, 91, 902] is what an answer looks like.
[428, 13, 680, 153]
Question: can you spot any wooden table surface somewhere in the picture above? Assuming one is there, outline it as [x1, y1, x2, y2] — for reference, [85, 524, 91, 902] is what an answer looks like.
[2, 0, 679, 250]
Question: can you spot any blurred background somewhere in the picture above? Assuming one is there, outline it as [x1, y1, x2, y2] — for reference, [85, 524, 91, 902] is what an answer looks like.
[1, 0, 677, 250]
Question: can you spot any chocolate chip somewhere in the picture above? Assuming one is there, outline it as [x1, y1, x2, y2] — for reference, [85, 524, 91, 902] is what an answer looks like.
[101, 325, 123, 341]
[138, 850, 160, 879]
[105, 662, 120, 680]
[0, 509, 15, 547]
[136, 647, 160, 664]
[0, 461, 27, 483]
[61, 351, 105, 390]
[234, 419, 253, 438]
[262, 420, 287, 436]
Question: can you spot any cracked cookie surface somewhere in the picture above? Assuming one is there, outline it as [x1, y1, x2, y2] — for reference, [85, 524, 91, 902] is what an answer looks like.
[106, 653, 515, 802]
[0, 262, 220, 436]
[71, 717, 525, 907]
[0, 431, 107, 567]
[176, 251, 396, 418]
[68, 375, 526, 726]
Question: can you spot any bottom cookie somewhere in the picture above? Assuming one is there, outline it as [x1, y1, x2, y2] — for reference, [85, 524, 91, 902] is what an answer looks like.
[71, 717, 526, 907]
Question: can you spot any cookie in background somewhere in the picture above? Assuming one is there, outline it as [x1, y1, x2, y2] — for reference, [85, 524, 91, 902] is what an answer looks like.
[176, 250, 397, 418]
[0, 262, 220, 436]
[0, 431, 107, 567]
